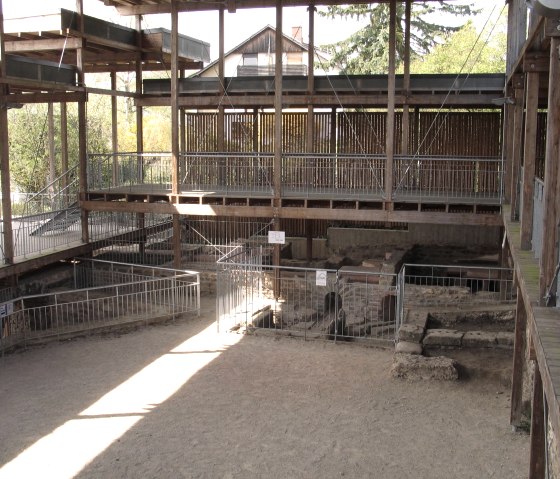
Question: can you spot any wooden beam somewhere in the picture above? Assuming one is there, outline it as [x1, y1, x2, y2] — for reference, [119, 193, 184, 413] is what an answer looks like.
[306, 6, 315, 155]
[510, 290, 528, 427]
[60, 101, 69, 207]
[76, 0, 89, 245]
[274, 0, 282, 203]
[401, 0, 411, 155]
[4, 37, 82, 52]
[385, 0, 396, 204]
[528, 364, 545, 479]
[217, 7, 225, 153]
[523, 52, 550, 73]
[171, 0, 179, 195]
[111, 71, 118, 186]
[545, 17, 560, 37]
[510, 86, 525, 221]
[521, 72, 539, 249]
[111, 0, 395, 15]
[81, 199, 503, 226]
[135, 14, 143, 155]
[47, 102, 56, 194]
[540, 37, 560, 302]
[7, 91, 86, 103]
[0, 0, 14, 265]
[136, 93, 501, 108]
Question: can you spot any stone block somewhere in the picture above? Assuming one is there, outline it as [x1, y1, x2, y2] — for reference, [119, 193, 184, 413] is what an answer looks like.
[398, 323, 425, 343]
[406, 310, 429, 327]
[462, 331, 497, 348]
[496, 331, 515, 347]
[391, 353, 458, 381]
[423, 329, 463, 347]
[395, 341, 423, 355]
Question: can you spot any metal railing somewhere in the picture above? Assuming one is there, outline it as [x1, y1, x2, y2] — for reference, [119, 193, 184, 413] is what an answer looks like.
[217, 247, 398, 344]
[282, 153, 385, 198]
[0, 259, 200, 352]
[393, 155, 503, 203]
[12, 210, 83, 259]
[182, 152, 274, 194]
[18, 165, 79, 217]
[397, 263, 516, 330]
[88, 152, 173, 192]
[87, 151, 504, 205]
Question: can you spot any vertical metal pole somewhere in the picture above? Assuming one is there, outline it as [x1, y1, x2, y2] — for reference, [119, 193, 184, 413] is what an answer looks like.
[111, 71, 119, 187]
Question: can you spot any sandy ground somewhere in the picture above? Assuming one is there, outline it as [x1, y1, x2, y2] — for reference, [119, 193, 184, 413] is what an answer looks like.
[0, 297, 529, 479]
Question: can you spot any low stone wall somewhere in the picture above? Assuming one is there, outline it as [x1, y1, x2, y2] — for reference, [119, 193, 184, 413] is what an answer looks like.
[327, 224, 500, 250]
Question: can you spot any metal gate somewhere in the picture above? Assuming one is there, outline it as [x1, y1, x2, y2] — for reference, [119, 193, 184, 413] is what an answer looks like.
[217, 248, 398, 345]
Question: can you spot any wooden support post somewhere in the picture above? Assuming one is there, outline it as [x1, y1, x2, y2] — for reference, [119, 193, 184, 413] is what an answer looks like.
[510, 85, 525, 221]
[47, 102, 56, 195]
[217, 7, 225, 184]
[503, 100, 514, 204]
[111, 71, 118, 186]
[400, 0, 411, 155]
[306, 5, 315, 250]
[528, 363, 545, 479]
[330, 107, 337, 154]
[273, 0, 283, 299]
[135, 14, 144, 250]
[306, 6, 315, 154]
[76, 0, 89, 244]
[170, 2, 181, 268]
[252, 108, 259, 152]
[171, 0, 179, 195]
[180, 71, 186, 153]
[135, 15, 143, 155]
[0, 0, 13, 264]
[384, 0, 396, 206]
[60, 102, 69, 207]
[521, 72, 539, 249]
[540, 37, 560, 303]
[510, 290, 527, 427]
[306, 220, 313, 264]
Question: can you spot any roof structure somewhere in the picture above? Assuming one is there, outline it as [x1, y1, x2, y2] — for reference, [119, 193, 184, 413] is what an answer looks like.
[194, 24, 330, 77]
[3, 8, 210, 84]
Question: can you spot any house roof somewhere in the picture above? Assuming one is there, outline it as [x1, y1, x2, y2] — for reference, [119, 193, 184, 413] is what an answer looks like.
[194, 24, 330, 77]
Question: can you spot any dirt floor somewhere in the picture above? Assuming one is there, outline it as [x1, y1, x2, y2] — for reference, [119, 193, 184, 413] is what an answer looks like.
[0, 297, 529, 479]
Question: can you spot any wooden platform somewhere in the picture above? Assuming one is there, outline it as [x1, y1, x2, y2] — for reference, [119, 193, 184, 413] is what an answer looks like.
[84, 185, 502, 226]
[503, 205, 560, 443]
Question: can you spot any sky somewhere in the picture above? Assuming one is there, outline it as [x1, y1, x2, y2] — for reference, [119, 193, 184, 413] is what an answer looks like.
[2, 0, 503, 62]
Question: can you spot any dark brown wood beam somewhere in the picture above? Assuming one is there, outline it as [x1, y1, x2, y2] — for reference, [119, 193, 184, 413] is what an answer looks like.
[7, 91, 86, 103]
[136, 93, 502, 109]
[81, 199, 503, 226]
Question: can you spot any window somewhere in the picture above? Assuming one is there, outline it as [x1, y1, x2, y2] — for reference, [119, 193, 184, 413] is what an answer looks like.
[242, 53, 258, 66]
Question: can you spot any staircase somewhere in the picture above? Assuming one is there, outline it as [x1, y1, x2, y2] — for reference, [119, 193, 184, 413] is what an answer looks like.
[29, 202, 81, 236]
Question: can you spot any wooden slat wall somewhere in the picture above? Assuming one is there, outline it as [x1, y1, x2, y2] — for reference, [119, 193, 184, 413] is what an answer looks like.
[185, 113, 217, 151]
[184, 110, 502, 157]
[412, 112, 501, 156]
[535, 112, 547, 180]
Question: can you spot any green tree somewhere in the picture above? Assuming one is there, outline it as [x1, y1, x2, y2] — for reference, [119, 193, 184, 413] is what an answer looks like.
[319, 2, 479, 74]
[411, 19, 507, 74]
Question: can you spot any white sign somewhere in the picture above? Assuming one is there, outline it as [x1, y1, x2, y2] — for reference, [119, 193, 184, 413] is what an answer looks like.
[0, 302, 13, 318]
[316, 270, 328, 287]
[268, 231, 286, 244]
